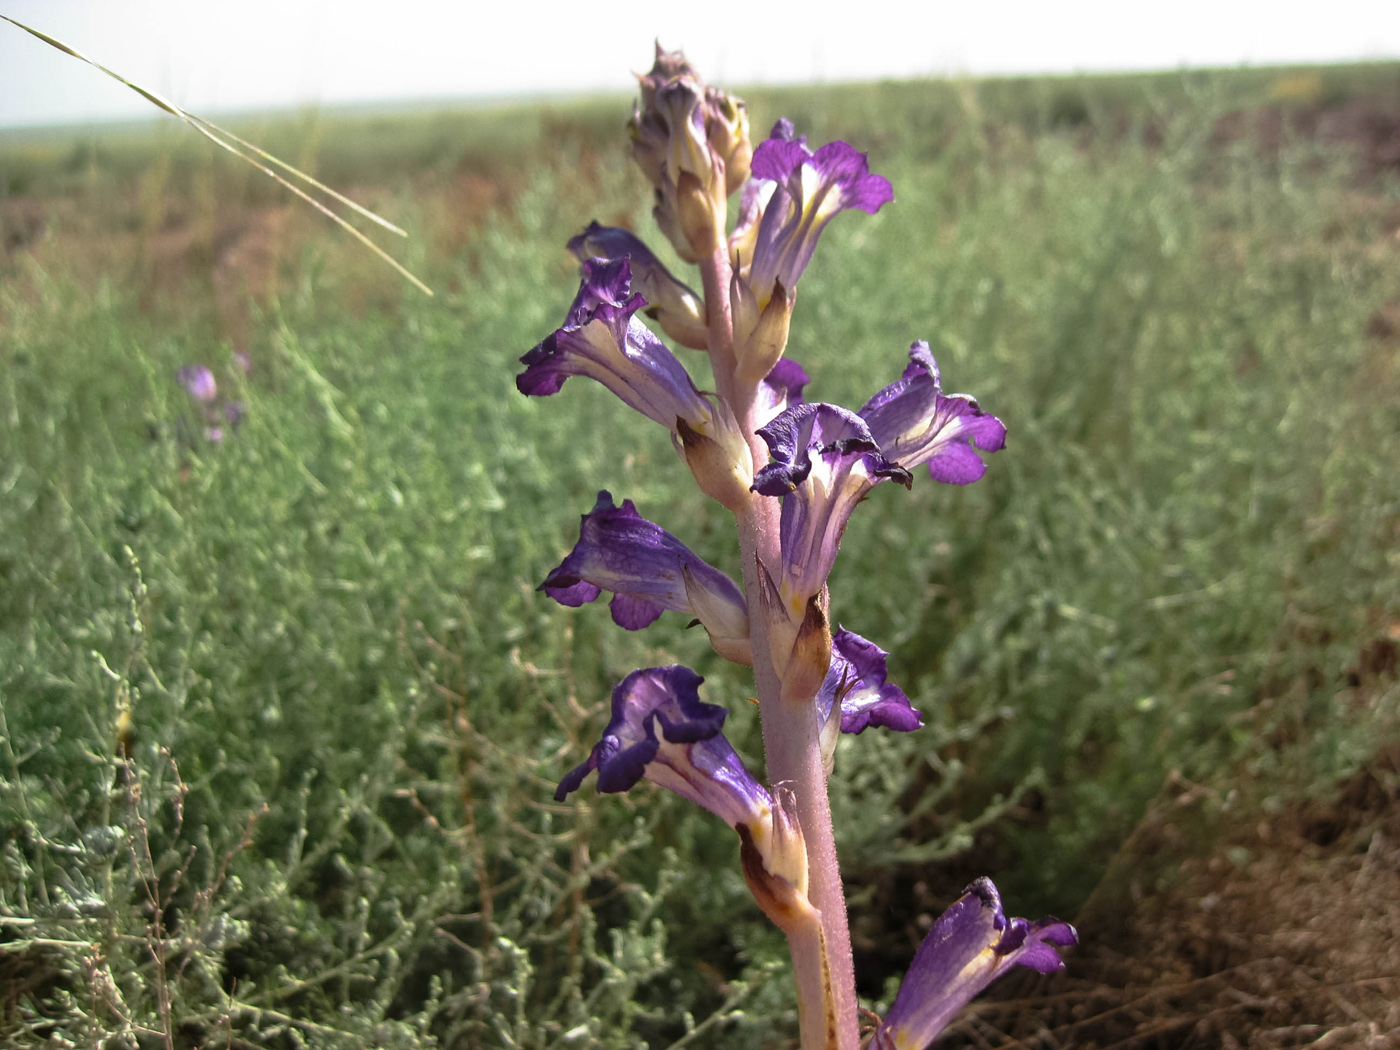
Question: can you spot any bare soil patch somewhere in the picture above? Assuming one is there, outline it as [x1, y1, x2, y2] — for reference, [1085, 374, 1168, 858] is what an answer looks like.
[938, 747, 1400, 1050]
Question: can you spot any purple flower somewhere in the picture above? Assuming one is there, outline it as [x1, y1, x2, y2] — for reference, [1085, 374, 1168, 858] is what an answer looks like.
[518, 259, 713, 435]
[755, 357, 809, 429]
[749, 348, 1005, 616]
[729, 177, 776, 274]
[568, 222, 708, 350]
[872, 878, 1076, 1050]
[746, 119, 893, 304]
[178, 364, 217, 403]
[555, 665, 770, 831]
[817, 628, 922, 735]
[859, 342, 1007, 485]
[558, 665, 812, 928]
[563, 254, 634, 325]
[752, 403, 908, 617]
[540, 491, 751, 663]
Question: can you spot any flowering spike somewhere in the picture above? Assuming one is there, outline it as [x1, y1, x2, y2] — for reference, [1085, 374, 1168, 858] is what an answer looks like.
[859, 341, 1007, 484]
[872, 879, 1076, 1050]
[540, 491, 751, 663]
[521, 49, 1048, 1049]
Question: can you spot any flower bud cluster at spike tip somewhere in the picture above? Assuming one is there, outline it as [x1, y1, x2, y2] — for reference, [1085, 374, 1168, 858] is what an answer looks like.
[629, 43, 751, 260]
[539, 491, 752, 664]
[871, 879, 1077, 1050]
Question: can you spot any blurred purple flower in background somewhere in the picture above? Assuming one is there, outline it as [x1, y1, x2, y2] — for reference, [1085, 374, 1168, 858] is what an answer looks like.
[178, 364, 218, 403]
[176, 363, 247, 447]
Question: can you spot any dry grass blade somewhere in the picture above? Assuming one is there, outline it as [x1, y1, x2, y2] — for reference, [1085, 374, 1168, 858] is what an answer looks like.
[2, 15, 434, 296]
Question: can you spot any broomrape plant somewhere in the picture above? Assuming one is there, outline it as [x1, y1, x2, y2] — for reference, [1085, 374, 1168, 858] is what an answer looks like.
[520, 46, 1075, 1050]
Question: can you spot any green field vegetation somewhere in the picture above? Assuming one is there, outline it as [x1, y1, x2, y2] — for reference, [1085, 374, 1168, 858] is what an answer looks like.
[2, 62, 1399, 1048]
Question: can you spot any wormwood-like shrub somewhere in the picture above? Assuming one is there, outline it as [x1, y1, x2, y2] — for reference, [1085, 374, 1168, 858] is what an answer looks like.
[4, 45, 1398, 1050]
[0, 195, 783, 1046]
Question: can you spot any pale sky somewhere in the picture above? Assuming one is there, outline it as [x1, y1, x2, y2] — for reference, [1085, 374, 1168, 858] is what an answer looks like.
[1, 0, 1397, 128]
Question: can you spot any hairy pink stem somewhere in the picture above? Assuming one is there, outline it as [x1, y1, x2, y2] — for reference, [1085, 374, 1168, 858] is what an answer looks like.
[699, 244, 860, 1050]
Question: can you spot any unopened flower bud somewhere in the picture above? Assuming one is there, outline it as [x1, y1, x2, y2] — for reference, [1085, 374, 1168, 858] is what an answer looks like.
[737, 794, 817, 934]
[630, 45, 700, 187]
[676, 412, 754, 513]
[676, 170, 723, 257]
[657, 79, 715, 191]
[629, 46, 744, 260]
[703, 87, 752, 195]
[732, 276, 793, 387]
[779, 594, 833, 706]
